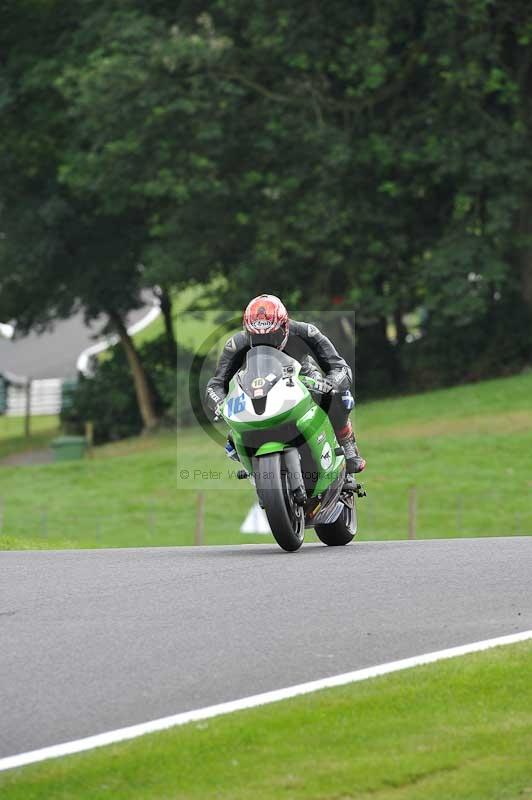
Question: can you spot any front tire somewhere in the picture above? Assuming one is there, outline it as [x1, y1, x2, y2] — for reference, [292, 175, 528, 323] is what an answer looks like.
[253, 453, 304, 552]
[315, 502, 356, 546]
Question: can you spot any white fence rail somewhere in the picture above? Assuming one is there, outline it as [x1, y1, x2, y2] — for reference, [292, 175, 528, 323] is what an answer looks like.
[6, 378, 63, 417]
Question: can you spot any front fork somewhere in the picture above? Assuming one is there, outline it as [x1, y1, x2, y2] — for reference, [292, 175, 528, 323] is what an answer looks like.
[283, 448, 307, 505]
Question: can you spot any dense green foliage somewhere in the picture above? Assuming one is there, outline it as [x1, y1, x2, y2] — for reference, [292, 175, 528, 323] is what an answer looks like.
[1, 0, 532, 407]
[61, 350, 146, 444]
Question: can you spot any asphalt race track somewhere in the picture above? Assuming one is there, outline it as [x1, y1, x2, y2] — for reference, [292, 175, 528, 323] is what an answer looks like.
[1, 537, 531, 759]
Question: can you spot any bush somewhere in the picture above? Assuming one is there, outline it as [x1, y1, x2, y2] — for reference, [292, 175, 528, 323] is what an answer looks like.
[61, 349, 143, 444]
[61, 335, 216, 444]
[402, 294, 532, 392]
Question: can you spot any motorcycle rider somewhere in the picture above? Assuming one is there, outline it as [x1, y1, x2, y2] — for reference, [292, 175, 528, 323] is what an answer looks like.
[205, 294, 366, 474]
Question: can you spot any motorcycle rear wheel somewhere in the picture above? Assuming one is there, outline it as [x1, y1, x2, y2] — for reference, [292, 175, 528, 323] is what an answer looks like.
[253, 453, 305, 552]
[315, 502, 356, 546]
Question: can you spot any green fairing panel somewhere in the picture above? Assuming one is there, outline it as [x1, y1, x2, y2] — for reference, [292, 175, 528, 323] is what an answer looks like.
[225, 375, 345, 495]
[296, 404, 344, 496]
[255, 442, 286, 456]
[231, 429, 253, 474]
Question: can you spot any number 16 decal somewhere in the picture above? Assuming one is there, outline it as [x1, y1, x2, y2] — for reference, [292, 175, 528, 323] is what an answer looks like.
[227, 393, 246, 417]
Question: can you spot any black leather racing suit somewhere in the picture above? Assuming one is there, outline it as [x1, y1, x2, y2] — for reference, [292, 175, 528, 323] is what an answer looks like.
[205, 320, 353, 433]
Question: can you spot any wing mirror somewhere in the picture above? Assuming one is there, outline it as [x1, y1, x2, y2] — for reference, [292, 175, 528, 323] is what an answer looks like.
[282, 365, 295, 386]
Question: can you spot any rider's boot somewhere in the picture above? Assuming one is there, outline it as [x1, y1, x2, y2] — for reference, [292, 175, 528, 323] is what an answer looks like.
[337, 422, 366, 474]
[225, 435, 240, 463]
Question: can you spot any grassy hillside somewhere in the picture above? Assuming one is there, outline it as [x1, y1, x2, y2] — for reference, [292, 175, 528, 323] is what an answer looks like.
[2, 640, 531, 799]
[0, 415, 59, 461]
[0, 372, 531, 549]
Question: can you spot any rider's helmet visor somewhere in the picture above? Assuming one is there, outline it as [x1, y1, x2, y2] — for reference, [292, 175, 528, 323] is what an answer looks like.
[249, 328, 287, 349]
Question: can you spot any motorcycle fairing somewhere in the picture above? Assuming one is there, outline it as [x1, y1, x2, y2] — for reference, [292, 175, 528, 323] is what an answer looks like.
[223, 348, 345, 501]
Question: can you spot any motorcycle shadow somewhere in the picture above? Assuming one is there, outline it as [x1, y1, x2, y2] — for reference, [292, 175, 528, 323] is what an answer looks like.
[213, 542, 350, 556]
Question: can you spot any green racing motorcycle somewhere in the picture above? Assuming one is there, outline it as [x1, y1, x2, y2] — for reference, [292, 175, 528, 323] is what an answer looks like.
[221, 345, 364, 552]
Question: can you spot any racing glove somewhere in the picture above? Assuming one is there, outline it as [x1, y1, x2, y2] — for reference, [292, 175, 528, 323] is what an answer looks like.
[313, 376, 334, 394]
[206, 386, 226, 420]
[213, 402, 225, 422]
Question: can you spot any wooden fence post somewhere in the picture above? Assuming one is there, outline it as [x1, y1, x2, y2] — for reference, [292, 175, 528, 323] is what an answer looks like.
[24, 379, 32, 439]
[195, 491, 205, 546]
[85, 421, 94, 458]
[408, 487, 417, 540]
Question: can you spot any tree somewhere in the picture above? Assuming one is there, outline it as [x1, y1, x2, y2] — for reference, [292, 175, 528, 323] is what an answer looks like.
[2, 0, 531, 407]
[0, 0, 160, 428]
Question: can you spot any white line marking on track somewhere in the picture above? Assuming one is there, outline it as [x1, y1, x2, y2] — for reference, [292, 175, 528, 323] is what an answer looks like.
[1, 629, 531, 773]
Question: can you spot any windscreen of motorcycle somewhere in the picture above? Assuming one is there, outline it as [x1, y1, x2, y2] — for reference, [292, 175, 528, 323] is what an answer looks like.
[238, 346, 294, 395]
[224, 346, 306, 423]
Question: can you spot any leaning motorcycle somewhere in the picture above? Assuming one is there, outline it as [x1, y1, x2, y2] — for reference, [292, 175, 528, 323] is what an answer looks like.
[221, 345, 364, 552]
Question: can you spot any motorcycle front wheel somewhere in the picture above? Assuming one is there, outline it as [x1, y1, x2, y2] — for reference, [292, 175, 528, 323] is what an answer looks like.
[253, 453, 304, 552]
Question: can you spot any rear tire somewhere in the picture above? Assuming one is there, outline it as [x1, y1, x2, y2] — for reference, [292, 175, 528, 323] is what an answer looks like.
[315, 502, 356, 546]
[253, 453, 304, 552]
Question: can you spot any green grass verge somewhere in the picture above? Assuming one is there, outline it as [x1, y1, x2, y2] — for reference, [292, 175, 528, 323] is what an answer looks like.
[1, 641, 531, 799]
[1, 373, 531, 549]
[0, 415, 59, 460]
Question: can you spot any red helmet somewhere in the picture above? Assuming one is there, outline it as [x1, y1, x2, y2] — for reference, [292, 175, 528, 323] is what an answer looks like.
[243, 294, 289, 349]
